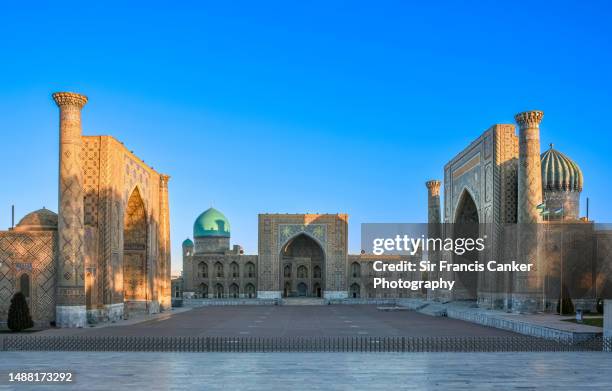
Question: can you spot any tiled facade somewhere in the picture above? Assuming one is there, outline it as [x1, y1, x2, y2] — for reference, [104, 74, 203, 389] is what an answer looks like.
[182, 213, 422, 300]
[0, 92, 171, 328]
[432, 110, 612, 312]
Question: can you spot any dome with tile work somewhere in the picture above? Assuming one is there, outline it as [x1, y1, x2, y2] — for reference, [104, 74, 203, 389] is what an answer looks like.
[541, 144, 583, 192]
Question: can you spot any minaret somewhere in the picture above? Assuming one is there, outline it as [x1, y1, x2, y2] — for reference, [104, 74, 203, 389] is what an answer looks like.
[158, 174, 172, 310]
[513, 110, 544, 313]
[425, 180, 441, 225]
[515, 110, 544, 224]
[53, 92, 88, 327]
[425, 180, 442, 299]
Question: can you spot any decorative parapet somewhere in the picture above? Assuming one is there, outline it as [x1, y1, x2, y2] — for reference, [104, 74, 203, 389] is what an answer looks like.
[425, 180, 441, 196]
[52, 92, 88, 108]
[514, 110, 544, 129]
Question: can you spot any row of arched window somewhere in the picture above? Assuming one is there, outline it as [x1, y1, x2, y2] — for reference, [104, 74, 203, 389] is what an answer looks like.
[197, 261, 362, 279]
[198, 282, 256, 298]
[197, 261, 256, 279]
[282, 265, 322, 279]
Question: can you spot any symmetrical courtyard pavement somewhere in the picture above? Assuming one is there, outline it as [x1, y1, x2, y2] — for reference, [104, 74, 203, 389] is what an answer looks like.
[1, 351, 611, 390]
[38, 305, 518, 337]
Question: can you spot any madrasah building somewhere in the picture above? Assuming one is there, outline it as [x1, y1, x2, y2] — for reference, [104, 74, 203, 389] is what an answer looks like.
[0, 92, 171, 328]
[426, 110, 611, 312]
[180, 211, 420, 300]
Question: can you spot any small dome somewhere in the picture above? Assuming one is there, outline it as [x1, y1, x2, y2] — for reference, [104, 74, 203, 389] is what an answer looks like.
[541, 144, 583, 192]
[182, 238, 194, 247]
[15, 208, 58, 231]
[193, 208, 230, 238]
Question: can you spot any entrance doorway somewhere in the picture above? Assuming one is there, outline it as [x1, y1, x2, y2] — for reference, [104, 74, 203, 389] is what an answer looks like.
[297, 282, 308, 296]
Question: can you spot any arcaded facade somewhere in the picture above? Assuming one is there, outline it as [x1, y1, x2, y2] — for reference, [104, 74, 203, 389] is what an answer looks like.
[182, 210, 421, 300]
[0, 92, 171, 328]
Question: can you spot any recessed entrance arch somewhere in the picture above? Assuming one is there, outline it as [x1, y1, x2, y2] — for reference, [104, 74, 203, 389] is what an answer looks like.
[199, 283, 208, 298]
[214, 283, 224, 298]
[453, 189, 480, 300]
[123, 187, 148, 307]
[245, 283, 256, 298]
[19, 273, 30, 302]
[280, 233, 325, 298]
[297, 282, 308, 296]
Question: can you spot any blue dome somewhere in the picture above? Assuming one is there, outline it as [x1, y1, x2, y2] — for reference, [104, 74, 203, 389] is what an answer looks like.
[193, 208, 230, 238]
[182, 238, 194, 247]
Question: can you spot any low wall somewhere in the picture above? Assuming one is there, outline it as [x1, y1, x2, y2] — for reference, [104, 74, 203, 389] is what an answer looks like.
[327, 298, 399, 305]
[183, 298, 278, 307]
[186, 298, 404, 306]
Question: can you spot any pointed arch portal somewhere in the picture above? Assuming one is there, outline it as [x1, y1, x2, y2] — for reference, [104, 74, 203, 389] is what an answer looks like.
[280, 233, 325, 297]
[453, 190, 480, 299]
[123, 187, 148, 302]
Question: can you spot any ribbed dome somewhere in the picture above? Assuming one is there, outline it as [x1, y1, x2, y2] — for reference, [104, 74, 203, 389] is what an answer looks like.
[193, 208, 230, 238]
[541, 144, 583, 192]
[15, 208, 58, 231]
[182, 238, 194, 247]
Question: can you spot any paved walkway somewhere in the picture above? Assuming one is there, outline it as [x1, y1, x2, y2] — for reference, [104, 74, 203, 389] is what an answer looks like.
[36, 305, 517, 337]
[0, 351, 610, 390]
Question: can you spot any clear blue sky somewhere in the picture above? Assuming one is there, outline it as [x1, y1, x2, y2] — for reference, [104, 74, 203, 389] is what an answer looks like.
[1, 1, 611, 273]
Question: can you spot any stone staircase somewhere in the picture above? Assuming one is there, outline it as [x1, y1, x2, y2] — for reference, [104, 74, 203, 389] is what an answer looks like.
[281, 298, 326, 306]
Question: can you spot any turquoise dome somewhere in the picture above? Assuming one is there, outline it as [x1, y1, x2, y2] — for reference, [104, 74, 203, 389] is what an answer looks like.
[541, 144, 583, 192]
[193, 208, 230, 238]
[182, 238, 194, 247]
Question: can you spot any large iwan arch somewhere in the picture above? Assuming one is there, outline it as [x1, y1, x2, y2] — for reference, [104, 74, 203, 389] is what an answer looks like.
[280, 233, 325, 298]
[123, 187, 148, 311]
[452, 189, 480, 300]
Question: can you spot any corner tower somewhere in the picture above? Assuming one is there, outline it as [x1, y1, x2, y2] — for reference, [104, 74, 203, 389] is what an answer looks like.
[53, 91, 88, 327]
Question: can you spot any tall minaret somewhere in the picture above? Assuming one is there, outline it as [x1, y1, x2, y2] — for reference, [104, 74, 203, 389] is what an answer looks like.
[515, 110, 544, 224]
[425, 180, 442, 299]
[158, 174, 172, 310]
[513, 110, 544, 313]
[53, 92, 88, 328]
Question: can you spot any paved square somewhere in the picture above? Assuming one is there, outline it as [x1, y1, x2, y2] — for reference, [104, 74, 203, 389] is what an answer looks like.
[39, 305, 518, 337]
[1, 352, 611, 390]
